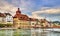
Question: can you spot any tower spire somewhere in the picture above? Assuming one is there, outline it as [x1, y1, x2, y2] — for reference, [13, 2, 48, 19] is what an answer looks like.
[16, 8, 21, 14]
[18, 8, 20, 11]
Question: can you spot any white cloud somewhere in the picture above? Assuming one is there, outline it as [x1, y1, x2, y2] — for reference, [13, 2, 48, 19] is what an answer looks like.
[0, 0, 36, 16]
[0, 0, 16, 15]
[0, 0, 21, 15]
[33, 7, 60, 14]
[0, 0, 33, 16]
[32, 7, 60, 19]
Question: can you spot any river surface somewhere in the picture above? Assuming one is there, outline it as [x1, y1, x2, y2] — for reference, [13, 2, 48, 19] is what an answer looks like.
[0, 28, 60, 36]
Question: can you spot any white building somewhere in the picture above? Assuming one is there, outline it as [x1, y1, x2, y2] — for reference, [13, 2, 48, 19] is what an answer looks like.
[29, 18, 37, 27]
[5, 13, 13, 24]
[0, 13, 13, 24]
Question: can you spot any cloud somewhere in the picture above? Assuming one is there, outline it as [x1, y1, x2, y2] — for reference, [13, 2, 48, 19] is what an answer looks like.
[0, 0, 60, 21]
[33, 7, 60, 14]
[32, 7, 60, 19]
[0, 0, 18, 16]
[0, 0, 36, 17]
[0, 0, 34, 16]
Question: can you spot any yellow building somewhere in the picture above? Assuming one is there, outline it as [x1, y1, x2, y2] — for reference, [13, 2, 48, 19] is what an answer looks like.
[13, 8, 30, 29]
[40, 19, 50, 27]
[13, 8, 52, 28]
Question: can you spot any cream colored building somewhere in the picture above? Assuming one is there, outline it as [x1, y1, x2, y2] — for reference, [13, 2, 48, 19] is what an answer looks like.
[40, 19, 51, 27]
[13, 8, 30, 29]
[0, 13, 6, 24]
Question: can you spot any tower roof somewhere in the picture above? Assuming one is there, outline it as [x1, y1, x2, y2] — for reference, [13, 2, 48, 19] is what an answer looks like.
[16, 8, 21, 14]
[18, 8, 20, 11]
[13, 8, 29, 21]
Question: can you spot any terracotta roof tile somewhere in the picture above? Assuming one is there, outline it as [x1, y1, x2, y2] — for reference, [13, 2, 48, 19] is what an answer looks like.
[13, 13, 29, 21]
[29, 18, 37, 21]
[13, 8, 30, 21]
[0, 13, 6, 17]
[5, 13, 11, 16]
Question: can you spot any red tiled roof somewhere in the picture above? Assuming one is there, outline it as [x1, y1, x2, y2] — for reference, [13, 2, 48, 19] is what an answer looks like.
[13, 8, 29, 21]
[0, 13, 6, 17]
[0, 13, 12, 17]
[40, 19, 49, 23]
[5, 13, 12, 16]
[0, 12, 12, 17]
[29, 18, 37, 21]
[14, 14, 29, 21]
[16, 8, 21, 14]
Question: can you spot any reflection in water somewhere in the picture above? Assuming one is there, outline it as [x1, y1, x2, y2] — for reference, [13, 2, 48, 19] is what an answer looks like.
[31, 28, 48, 36]
[0, 28, 60, 36]
[0, 29, 31, 36]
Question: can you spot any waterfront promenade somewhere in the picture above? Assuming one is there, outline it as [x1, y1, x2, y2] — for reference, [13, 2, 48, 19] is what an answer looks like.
[0, 28, 60, 36]
[0, 28, 17, 30]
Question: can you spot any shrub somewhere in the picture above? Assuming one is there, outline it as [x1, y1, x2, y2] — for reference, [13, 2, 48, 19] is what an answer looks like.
[0, 24, 13, 28]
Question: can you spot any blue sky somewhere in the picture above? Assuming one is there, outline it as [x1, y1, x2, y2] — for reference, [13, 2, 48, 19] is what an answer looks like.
[0, 0, 60, 21]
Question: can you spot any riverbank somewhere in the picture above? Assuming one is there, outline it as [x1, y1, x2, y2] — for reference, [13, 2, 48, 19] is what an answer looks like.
[0, 28, 17, 30]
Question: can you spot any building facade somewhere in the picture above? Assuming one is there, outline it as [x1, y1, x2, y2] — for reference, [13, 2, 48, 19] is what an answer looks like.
[13, 8, 53, 28]
[13, 8, 30, 29]
[0, 13, 6, 24]
[5, 13, 13, 24]
[0, 13, 13, 24]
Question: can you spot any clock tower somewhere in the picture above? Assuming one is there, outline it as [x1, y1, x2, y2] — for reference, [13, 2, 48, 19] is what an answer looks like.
[16, 8, 21, 14]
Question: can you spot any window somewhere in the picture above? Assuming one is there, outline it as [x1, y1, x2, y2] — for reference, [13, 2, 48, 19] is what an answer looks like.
[32, 23, 34, 25]
[20, 17, 22, 18]
[20, 17, 23, 19]
[20, 23, 21, 24]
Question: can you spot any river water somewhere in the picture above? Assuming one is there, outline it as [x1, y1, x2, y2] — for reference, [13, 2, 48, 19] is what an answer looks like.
[0, 28, 60, 36]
